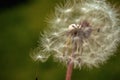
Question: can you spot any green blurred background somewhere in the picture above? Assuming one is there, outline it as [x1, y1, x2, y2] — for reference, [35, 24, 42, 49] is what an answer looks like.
[0, 0, 120, 80]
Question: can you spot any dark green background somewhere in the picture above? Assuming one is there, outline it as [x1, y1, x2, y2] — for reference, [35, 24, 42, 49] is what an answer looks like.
[0, 0, 120, 80]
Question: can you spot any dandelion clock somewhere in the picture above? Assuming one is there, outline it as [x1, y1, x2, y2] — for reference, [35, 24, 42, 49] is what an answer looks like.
[31, 0, 120, 80]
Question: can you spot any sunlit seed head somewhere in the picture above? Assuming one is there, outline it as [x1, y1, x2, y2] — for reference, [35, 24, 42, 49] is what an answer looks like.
[32, 0, 120, 69]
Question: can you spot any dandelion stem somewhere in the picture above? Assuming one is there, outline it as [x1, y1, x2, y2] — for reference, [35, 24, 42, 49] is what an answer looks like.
[65, 61, 73, 80]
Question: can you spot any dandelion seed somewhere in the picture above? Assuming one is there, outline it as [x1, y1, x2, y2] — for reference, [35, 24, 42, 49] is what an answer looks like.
[56, 18, 61, 23]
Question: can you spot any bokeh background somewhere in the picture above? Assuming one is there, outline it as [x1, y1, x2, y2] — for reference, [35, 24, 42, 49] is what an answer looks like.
[0, 0, 120, 80]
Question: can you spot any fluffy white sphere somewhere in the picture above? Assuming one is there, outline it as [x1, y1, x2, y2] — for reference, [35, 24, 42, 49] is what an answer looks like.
[32, 0, 120, 69]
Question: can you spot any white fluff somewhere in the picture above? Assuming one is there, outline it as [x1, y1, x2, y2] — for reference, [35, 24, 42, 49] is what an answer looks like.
[31, 0, 120, 69]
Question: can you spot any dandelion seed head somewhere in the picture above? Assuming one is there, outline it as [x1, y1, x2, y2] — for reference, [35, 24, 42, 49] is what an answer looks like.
[32, 0, 120, 69]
